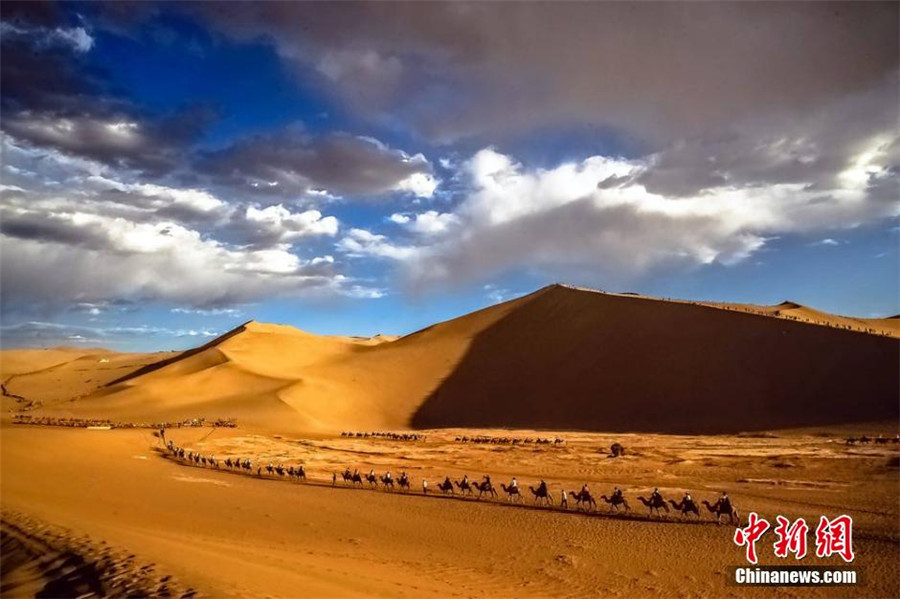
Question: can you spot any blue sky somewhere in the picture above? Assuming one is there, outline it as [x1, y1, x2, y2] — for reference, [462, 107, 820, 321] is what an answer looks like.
[1, 2, 898, 351]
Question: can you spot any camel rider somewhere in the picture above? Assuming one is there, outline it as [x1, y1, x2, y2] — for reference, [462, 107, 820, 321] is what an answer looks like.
[538, 479, 548, 494]
[612, 487, 623, 502]
[444, 476, 452, 488]
[385, 471, 392, 482]
[483, 474, 492, 487]
[511, 477, 518, 490]
[683, 490, 693, 505]
[462, 474, 468, 485]
[651, 487, 662, 503]
[581, 483, 589, 495]
[719, 491, 731, 512]
[370, 469, 375, 478]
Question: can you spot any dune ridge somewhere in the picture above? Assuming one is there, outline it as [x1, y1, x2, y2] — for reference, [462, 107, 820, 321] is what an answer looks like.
[3, 285, 897, 434]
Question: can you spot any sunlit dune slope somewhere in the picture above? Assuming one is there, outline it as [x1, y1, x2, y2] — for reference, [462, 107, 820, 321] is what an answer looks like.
[412, 285, 899, 433]
[5, 285, 897, 433]
[46, 293, 529, 430]
[0, 347, 176, 407]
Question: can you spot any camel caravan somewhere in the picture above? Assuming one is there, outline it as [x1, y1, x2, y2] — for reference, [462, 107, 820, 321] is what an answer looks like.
[340, 431, 426, 441]
[845, 434, 900, 445]
[13, 414, 236, 430]
[454, 435, 565, 446]
[163, 441, 741, 526]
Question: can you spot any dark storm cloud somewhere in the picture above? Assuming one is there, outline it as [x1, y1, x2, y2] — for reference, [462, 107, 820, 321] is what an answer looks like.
[2, 107, 215, 176]
[183, 2, 899, 145]
[0, 210, 110, 250]
[196, 130, 434, 199]
[0, 6, 214, 176]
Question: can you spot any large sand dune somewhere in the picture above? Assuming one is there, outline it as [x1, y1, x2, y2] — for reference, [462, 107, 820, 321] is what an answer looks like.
[2, 285, 897, 433]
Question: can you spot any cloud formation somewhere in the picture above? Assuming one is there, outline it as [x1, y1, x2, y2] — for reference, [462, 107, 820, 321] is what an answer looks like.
[196, 130, 437, 201]
[186, 2, 898, 145]
[340, 144, 898, 289]
[0, 137, 370, 313]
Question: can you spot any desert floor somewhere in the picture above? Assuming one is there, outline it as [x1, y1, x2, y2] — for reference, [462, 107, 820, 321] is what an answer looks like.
[2, 423, 898, 599]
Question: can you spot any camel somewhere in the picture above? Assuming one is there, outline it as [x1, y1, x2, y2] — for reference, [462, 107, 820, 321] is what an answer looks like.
[529, 485, 553, 506]
[637, 495, 669, 517]
[437, 479, 454, 494]
[598, 493, 628, 513]
[500, 484, 523, 502]
[455, 479, 473, 495]
[572, 490, 599, 511]
[668, 498, 700, 519]
[398, 475, 411, 492]
[265, 464, 275, 475]
[702, 499, 740, 526]
[293, 466, 306, 481]
[365, 472, 378, 487]
[609, 442, 625, 458]
[380, 475, 395, 490]
[472, 480, 497, 499]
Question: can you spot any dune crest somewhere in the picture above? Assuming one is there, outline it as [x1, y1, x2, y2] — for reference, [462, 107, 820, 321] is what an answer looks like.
[3, 285, 897, 433]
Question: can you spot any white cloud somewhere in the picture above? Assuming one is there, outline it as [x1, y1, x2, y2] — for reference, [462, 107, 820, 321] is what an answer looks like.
[393, 171, 438, 198]
[341, 146, 899, 289]
[393, 210, 459, 235]
[0, 140, 378, 311]
[242, 204, 339, 244]
[337, 228, 417, 261]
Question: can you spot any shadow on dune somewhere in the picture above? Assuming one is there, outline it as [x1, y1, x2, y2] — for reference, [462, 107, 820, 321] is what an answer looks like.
[103, 321, 252, 387]
[411, 286, 899, 434]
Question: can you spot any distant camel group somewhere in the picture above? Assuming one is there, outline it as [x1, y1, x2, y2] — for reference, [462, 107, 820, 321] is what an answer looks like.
[166, 442, 304, 480]
[340, 431, 426, 441]
[454, 435, 564, 446]
[163, 442, 740, 526]
[845, 434, 899, 445]
[13, 415, 230, 429]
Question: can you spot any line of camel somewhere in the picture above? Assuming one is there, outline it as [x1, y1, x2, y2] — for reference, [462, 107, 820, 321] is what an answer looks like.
[164, 441, 740, 526]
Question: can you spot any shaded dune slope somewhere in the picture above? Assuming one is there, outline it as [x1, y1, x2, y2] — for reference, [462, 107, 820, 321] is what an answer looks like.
[7, 285, 897, 433]
[412, 285, 899, 433]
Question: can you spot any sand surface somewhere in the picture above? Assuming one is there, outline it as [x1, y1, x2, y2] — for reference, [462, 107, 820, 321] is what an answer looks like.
[1, 425, 897, 598]
[2, 286, 897, 597]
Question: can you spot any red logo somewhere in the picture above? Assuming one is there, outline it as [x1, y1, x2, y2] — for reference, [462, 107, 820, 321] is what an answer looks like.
[814, 515, 855, 563]
[734, 512, 855, 564]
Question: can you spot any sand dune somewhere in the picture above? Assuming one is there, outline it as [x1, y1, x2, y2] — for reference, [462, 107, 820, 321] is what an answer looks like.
[3, 285, 897, 434]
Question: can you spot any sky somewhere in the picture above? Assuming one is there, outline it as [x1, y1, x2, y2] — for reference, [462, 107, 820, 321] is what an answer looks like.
[1, 1, 898, 351]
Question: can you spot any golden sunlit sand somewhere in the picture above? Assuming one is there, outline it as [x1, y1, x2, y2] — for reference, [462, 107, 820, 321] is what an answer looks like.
[2, 287, 898, 598]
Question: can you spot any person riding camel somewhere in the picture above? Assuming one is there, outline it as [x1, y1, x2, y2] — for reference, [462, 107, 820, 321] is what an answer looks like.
[511, 477, 518, 490]
[612, 486, 623, 501]
[385, 470, 392, 482]
[538, 479, 548, 495]
[483, 474, 492, 487]
[370, 469, 375, 478]
[444, 476, 452, 488]
[650, 487, 662, 503]
[462, 474, 469, 485]
[683, 490, 693, 504]
[719, 491, 731, 512]
[581, 483, 589, 495]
